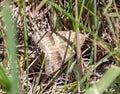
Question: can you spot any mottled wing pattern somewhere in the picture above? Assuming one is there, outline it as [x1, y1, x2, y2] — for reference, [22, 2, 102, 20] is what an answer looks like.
[32, 30, 85, 75]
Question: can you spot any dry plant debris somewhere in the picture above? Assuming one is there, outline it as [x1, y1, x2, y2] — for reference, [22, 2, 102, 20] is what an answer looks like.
[0, 0, 120, 94]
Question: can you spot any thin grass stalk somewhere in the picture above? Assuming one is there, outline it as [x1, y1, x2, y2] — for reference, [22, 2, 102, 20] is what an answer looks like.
[33, 57, 46, 94]
[83, 6, 99, 20]
[85, 49, 118, 79]
[78, 0, 85, 21]
[37, 0, 47, 11]
[105, 13, 117, 44]
[14, 1, 23, 89]
[90, 0, 97, 29]
[72, 49, 119, 93]
[91, 0, 97, 88]
[23, 1, 29, 93]
[1, 27, 7, 65]
[68, 0, 74, 14]
[64, 33, 76, 93]
[74, 0, 84, 92]
[2, 1, 20, 94]
[64, 59, 72, 94]
[86, 21, 101, 89]
[113, 1, 120, 18]
[47, 0, 113, 52]
[93, 21, 101, 84]
[103, 0, 112, 15]
[86, 43, 94, 89]
[40, 70, 60, 94]
[52, 82, 77, 94]
[78, 22, 113, 52]
[75, 0, 84, 76]
[47, 0, 75, 21]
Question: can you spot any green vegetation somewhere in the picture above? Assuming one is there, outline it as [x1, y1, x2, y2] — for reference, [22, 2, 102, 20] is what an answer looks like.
[0, 0, 120, 94]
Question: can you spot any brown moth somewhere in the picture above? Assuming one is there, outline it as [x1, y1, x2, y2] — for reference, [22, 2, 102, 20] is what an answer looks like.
[32, 30, 86, 76]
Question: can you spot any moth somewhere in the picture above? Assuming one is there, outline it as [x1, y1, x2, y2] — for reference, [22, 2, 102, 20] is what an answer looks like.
[32, 30, 86, 76]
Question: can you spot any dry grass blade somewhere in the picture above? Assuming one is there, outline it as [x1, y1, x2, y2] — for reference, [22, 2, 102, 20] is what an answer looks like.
[75, 0, 84, 78]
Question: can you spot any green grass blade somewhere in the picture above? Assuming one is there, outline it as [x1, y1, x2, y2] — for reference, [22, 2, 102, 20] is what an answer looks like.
[78, 0, 85, 20]
[86, 21, 101, 89]
[90, 0, 97, 29]
[85, 66, 120, 94]
[109, 12, 120, 17]
[72, 49, 119, 93]
[0, 66, 10, 93]
[103, 0, 112, 15]
[2, 1, 20, 94]
[33, 57, 46, 94]
[23, 1, 29, 93]
[83, 6, 99, 19]
[40, 70, 60, 94]
[23, 0, 28, 66]
[47, 0, 75, 22]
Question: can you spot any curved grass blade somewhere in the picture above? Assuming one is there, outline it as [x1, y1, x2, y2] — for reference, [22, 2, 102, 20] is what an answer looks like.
[85, 66, 120, 94]
[2, 1, 21, 94]
[0, 66, 10, 93]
